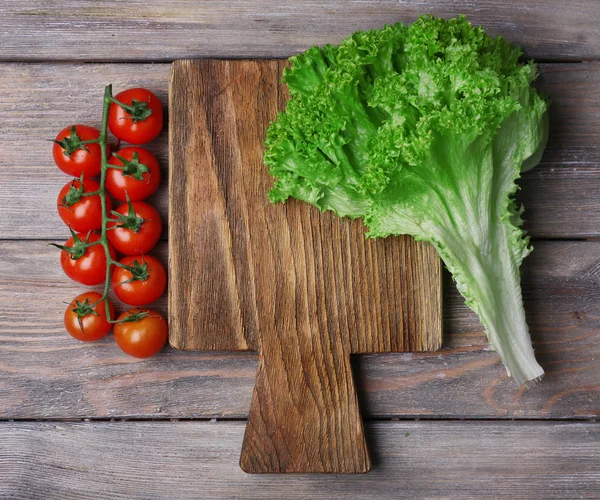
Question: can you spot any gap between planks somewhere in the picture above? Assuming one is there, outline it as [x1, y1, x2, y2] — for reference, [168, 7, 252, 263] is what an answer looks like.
[0, 416, 597, 423]
[0, 59, 592, 64]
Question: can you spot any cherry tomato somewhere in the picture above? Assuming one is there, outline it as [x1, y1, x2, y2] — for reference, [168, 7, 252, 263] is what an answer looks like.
[57, 178, 112, 232]
[106, 147, 161, 202]
[114, 309, 168, 358]
[112, 255, 167, 306]
[108, 88, 163, 144]
[107, 201, 162, 255]
[52, 125, 103, 177]
[55, 231, 116, 286]
[64, 291, 114, 342]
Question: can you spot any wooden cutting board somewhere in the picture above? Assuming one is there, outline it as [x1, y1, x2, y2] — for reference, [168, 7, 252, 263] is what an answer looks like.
[168, 59, 442, 474]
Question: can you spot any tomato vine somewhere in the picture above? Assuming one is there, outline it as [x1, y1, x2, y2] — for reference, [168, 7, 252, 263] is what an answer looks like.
[53, 85, 168, 357]
[91, 85, 129, 323]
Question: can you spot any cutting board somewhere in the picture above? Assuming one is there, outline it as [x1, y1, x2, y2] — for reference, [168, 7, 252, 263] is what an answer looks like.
[168, 59, 442, 473]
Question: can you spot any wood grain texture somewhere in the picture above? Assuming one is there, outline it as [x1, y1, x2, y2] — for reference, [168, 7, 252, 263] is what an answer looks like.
[1, 1, 599, 62]
[2, 421, 599, 499]
[0, 241, 597, 420]
[1, 63, 600, 240]
[169, 59, 441, 472]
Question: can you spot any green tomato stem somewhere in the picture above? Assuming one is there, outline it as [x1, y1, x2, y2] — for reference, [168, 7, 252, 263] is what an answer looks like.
[108, 96, 135, 114]
[111, 260, 135, 271]
[88, 84, 114, 316]
[87, 85, 150, 322]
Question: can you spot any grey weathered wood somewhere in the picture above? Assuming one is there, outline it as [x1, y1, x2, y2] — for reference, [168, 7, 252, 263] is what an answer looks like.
[0, 1, 599, 62]
[1, 240, 597, 419]
[1, 63, 599, 240]
[1, 421, 598, 499]
[0, 2, 596, 490]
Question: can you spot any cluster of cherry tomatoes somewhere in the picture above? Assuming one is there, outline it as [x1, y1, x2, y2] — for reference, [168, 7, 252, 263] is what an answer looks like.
[53, 87, 168, 358]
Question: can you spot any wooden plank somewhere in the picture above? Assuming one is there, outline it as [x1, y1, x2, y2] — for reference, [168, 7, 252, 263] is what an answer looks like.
[1, 421, 598, 499]
[168, 59, 441, 472]
[1, 1, 599, 62]
[0, 240, 598, 420]
[1, 62, 600, 240]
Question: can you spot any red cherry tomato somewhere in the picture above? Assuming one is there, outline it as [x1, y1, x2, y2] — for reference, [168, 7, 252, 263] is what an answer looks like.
[108, 88, 163, 144]
[113, 309, 168, 358]
[112, 255, 167, 306]
[57, 231, 116, 286]
[107, 201, 162, 255]
[106, 147, 161, 202]
[52, 125, 103, 177]
[57, 178, 112, 232]
[64, 292, 114, 342]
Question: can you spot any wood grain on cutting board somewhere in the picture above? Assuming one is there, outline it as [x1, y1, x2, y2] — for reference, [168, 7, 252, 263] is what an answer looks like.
[168, 59, 441, 472]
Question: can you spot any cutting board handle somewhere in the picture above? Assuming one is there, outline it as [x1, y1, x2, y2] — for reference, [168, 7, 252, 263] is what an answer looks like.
[240, 338, 370, 473]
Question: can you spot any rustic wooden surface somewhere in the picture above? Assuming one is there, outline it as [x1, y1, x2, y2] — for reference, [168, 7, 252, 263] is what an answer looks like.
[1, 421, 598, 499]
[1, 240, 597, 420]
[1, 1, 599, 61]
[169, 59, 441, 472]
[2, 63, 600, 240]
[0, 1, 598, 495]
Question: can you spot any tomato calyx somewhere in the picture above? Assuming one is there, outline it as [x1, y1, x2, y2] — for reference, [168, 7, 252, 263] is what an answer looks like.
[118, 258, 150, 284]
[110, 195, 147, 232]
[71, 296, 100, 332]
[111, 97, 153, 123]
[59, 174, 100, 208]
[52, 125, 91, 156]
[117, 309, 151, 325]
[50, 228, 94, 260]
[111, 151, 149, 180]
[59, 175, 87, 208]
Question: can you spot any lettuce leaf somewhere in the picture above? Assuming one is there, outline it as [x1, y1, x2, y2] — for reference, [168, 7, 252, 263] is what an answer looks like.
[265, 15, 549, 386]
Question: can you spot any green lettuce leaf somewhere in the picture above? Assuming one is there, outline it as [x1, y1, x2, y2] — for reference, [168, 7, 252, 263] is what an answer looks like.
[265, 15, 549, 386]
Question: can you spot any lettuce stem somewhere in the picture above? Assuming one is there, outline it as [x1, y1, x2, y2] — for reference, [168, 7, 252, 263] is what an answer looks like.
[433, 217, 544, 386]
